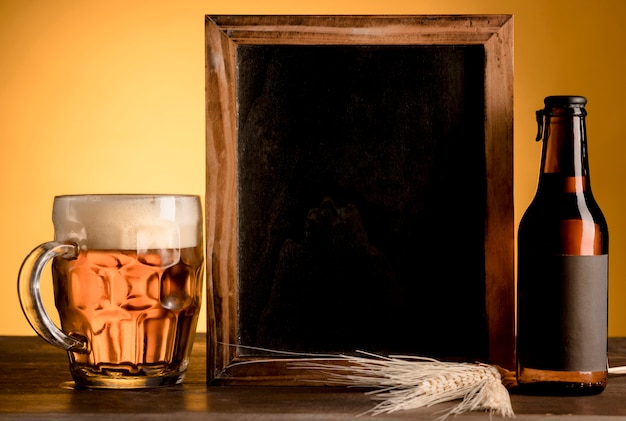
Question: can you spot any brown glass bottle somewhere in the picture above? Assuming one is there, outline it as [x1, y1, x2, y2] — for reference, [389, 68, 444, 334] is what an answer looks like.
[516, 96, 608, 395]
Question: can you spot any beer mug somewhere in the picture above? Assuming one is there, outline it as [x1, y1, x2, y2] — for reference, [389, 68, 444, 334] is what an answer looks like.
[18, 195, 204, 388]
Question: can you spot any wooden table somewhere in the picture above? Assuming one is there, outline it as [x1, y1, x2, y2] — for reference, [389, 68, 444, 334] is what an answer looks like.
[2, 334, 626, 420]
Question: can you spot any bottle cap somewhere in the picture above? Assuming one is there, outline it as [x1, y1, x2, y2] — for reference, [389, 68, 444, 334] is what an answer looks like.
[544, 96, 587, 107]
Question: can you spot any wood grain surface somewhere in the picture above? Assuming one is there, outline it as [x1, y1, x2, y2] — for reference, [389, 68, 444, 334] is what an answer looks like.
[2, 335, 626, 420]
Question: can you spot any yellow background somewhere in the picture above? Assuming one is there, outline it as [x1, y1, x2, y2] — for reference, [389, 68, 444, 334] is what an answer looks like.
[1, 0, 625, 337]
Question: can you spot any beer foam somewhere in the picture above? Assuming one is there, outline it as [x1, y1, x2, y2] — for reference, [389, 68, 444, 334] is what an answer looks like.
[53, 195, 202, 250]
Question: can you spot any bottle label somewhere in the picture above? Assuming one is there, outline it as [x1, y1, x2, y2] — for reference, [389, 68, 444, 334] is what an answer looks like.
[518, 254, 608, 372]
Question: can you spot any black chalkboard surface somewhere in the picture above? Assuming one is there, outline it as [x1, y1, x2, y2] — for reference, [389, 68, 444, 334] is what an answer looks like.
[237, 45, 487, 358]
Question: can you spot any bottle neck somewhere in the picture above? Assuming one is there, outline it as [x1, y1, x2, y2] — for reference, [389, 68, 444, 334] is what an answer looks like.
[536, 106, 591, 194]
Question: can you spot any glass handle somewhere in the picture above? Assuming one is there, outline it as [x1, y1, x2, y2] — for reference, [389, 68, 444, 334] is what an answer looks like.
[17, 241, 89, 353]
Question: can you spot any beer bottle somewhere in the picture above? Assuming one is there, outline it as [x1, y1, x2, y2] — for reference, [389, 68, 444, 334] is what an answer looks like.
[516, 95, 608, 395]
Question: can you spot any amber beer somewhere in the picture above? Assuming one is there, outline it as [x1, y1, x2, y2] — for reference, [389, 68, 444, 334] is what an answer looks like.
[18, 195, 203, 388]
[52, 247, 203, 386]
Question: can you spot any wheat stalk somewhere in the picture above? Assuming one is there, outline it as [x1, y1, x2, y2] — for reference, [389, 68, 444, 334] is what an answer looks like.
[223, 344, 515, 419]
[293, 352, 515, 420]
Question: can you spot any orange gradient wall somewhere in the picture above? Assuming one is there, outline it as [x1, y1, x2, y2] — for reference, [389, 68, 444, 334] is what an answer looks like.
[2, 0, 625, 336]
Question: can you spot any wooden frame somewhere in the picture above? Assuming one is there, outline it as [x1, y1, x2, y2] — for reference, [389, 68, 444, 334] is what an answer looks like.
[205, 15, 514, 385]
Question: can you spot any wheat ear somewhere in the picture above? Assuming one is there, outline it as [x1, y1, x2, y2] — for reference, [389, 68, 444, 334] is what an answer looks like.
[293, 352, 515, 420]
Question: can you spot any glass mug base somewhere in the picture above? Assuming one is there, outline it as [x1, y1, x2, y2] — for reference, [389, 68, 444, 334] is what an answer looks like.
[70, 360, 188, 389]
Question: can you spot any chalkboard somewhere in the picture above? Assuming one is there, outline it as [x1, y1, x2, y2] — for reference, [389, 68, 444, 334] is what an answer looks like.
[205, 15, 514, 385]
